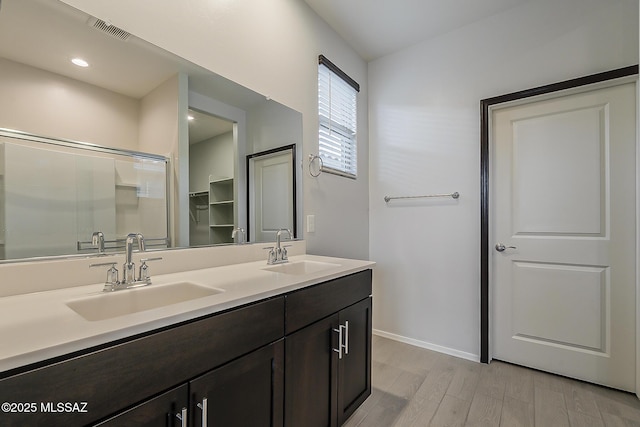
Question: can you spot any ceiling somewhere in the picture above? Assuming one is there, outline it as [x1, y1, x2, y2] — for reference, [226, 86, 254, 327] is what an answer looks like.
[0, 0, 186, 99]
[0, 0, 267, 108]
[303, 0, 529, 61]
[188, 109, 234, 144]
[0, 0, 263, 146]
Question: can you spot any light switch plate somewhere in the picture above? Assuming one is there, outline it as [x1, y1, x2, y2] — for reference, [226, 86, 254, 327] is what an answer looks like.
[307, 215, 315, 233]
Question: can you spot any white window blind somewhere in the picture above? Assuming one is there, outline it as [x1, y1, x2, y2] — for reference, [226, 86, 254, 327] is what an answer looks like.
[318, 56, 358, 178]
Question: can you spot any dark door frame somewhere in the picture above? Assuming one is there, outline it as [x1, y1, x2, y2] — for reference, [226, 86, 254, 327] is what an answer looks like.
[479, 65, 638, 363]
[246, 144, 297, 242]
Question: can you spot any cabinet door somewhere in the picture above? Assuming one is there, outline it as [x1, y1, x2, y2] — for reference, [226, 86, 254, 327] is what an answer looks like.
[285, 314, 339, 427]
[338, 298, 372, 425]
[190, 340, 284, 427]
[93, 384, 188, 427]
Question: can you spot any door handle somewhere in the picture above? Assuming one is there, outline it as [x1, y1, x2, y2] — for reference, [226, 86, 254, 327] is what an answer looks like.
[495, 243, 517, 252]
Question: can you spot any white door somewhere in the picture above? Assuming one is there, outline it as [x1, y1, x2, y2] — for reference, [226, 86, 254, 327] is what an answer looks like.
[249, 151, 294, 242]
[491, 81, 637, 391]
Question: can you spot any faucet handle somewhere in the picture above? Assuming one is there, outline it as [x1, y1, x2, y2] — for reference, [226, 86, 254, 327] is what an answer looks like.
[139, 257, 162, 283]
[90, 262, 119, 291]
[90, 261, 118, 268]
[139, 262, 150, 283]
[266, 248, 278, 264]
[104, 265, 119, 290]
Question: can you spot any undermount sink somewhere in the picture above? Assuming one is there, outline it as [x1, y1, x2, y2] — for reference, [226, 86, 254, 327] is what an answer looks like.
[262, 260, 340, 276]
[66, 282, 224, 321]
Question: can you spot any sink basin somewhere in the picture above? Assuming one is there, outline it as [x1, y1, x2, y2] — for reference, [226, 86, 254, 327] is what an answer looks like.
[262, 260, 340, 276]
[66, 282, 224, 321]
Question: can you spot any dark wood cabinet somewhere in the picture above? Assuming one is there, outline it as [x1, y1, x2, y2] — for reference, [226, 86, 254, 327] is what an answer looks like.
[94, 385, 189, 427]
[285, 270, 372, 335]
[190, 339, 284, 427]
[285, 314, 340, 427]
[93, 340, 283, 427]
[338, 298, 372, 425]
[0, 269, 372, 427]
[285, 270, 372, 427]
[0, 297, 284, 427]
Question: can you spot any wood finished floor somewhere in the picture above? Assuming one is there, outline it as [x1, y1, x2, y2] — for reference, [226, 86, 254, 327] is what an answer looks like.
[344, 335, 640, 427]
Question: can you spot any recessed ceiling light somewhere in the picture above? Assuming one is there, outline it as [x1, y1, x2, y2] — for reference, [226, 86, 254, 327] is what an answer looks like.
[71, 58, 89, 68]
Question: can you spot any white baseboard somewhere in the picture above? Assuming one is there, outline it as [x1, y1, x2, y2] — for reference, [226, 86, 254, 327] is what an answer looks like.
[373, 329, 480, 363]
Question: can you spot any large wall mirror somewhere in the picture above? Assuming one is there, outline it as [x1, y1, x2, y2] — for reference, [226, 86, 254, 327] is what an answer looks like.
[0, 0, 303, 262]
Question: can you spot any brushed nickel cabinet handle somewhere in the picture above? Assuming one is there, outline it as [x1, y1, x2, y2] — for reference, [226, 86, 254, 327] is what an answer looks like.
[333, 323, 348, 359]
[175, 407, 187, 427]
[197, 398, 208, 427]
[333, 326, 344, 359]
[344, 320, 349, 355]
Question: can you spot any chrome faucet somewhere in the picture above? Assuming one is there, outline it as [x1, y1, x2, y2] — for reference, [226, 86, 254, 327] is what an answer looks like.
[91, 231, 105, 254]
[123, 233, 145, 285]
[90, 232, 162, 292]
[266, 228, 292, 265]
[231, 227, 246, 244]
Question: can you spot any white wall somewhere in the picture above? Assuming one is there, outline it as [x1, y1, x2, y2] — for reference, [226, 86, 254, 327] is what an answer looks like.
[369, 0, 638, 358]
[247, 101, 303, 155]
[247, 100, 304, 239]
[139, 73, 182, 246]
[138, 74, 180, 157]
[190, 132, 234, 192]
[59, 0, 370, 260]
[0, 58, 139, 150]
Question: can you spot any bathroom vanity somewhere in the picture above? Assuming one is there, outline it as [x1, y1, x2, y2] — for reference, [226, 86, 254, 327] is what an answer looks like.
[0, 256, 373, 427]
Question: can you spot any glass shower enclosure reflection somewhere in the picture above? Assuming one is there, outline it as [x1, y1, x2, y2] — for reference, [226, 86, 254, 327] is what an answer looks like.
[0, 129, 169, 261]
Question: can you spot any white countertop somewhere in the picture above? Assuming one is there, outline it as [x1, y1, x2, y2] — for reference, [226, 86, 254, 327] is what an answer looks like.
[0, 254, 374, 373]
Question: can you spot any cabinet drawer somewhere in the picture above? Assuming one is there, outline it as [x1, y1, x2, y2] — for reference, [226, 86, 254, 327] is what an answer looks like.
[285, 270, 371, 334]
[0, 296, 284, 427]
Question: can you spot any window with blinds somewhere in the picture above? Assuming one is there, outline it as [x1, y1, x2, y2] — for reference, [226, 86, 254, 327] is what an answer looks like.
[318, 55, 359, 178]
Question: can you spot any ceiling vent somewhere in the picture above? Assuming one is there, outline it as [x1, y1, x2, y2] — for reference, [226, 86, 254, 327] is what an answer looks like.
[86, 17, 131, 41]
